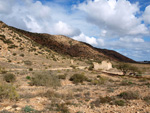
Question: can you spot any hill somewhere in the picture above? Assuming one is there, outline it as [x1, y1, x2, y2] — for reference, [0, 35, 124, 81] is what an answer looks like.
[4, 21, 135, 63]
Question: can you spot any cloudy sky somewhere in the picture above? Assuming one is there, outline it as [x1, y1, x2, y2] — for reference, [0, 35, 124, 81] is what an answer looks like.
[0, 0, 150, 61]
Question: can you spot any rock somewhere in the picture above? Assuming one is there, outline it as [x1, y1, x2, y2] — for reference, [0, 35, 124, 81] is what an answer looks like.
[16, 107, 21, 111]
[71, 59, 74, 65]
[93, 61, 112, 70]
[5, 106, 12, 110]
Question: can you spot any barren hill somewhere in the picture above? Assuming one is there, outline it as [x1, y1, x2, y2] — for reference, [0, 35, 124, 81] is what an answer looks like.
[0, 22, 135, 62]
[1, 21, 135, 63]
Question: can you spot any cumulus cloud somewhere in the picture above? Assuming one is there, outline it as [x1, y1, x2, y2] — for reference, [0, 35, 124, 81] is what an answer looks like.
[0, 0, 80, 36]
[143, 5, 150, 24]
[72, 33, 98, 45]
[77, 0, 149, 36]
[53, 21, 81, 37]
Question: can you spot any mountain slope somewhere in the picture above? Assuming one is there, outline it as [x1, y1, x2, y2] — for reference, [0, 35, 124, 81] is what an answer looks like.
[1, 21, 135, 63]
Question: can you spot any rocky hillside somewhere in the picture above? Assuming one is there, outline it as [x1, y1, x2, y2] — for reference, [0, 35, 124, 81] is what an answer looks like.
[1, 21, 135, 63]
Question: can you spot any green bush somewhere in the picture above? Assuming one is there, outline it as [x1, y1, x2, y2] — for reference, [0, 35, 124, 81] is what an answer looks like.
[29, 71, 61, 87]
[26, 76, 31, 80]
[22, 105, 36, 113]
[69, 74, 87, 84]
[118, 91, 139, 100]
[3, 73, 16, 83]
[0, 83, 19, 101]
[28, 68, 33, 71]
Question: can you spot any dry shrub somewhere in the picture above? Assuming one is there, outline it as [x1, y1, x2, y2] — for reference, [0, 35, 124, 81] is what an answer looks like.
[29, 71, 61, 87]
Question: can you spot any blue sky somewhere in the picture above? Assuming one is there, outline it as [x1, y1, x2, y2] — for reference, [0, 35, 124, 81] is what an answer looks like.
[0, 0, 150, 61]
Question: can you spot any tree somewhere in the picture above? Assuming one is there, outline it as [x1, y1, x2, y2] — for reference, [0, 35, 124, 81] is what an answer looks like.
[116, 63, 131, 75]
[115, 63, 141, 76]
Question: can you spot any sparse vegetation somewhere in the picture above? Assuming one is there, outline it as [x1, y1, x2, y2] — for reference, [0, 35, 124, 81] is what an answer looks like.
[29, 71, 61, 87]
[0, 82, 19, 101]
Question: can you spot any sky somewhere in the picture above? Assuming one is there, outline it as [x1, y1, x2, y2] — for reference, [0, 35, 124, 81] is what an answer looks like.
[0, 0, 150, 61]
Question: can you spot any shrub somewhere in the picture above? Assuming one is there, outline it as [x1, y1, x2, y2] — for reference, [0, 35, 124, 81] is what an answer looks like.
[118, 91, 139, 100]
[113, 99, 126, 106]
[47, 102, 70, 113]
[90, 96, 112, 107]
[20, 54, 24, 57]
[12, 53, 17, 56]
[58, 74, 67, 79]
[120, 80, 134, 86]
[24, 60, 32, 66]
[3, 73, 16, 83]
[88, 65, 94, 71]
[143, 96, 150, 104]
[70, 65, 76, 69]
[26, 76, 31, 80]
[0, 83, 19, 101]
[0, 66, 6, 74]
[22, 105, 36, 113]
[28, 68, 33, 71]
[91, 76, 107, 85]
[8, 44, 18, 49]
[69, 74, 87, 84]
[29, 71, 61, 87]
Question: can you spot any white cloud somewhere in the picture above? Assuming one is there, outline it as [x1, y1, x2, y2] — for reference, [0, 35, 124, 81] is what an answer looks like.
[119, 37, 144, 43]
[143, 5, 150, 24]
[98, 38, 105, 46]
[0, 0, 15, 14]
[0, 0, 80, 36]
[53, 21, 80, 37]
[0, 0, 150, 61]
[77, 0, 149, 36]
[72, 33, 98, 45]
